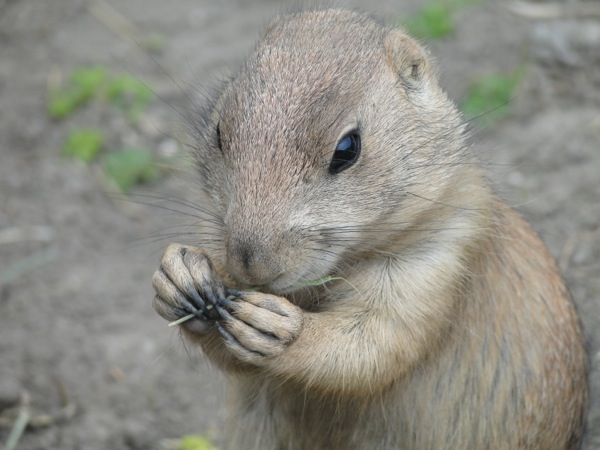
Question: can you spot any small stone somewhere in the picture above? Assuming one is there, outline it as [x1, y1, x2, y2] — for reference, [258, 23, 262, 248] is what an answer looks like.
[157, 138, 180, 159]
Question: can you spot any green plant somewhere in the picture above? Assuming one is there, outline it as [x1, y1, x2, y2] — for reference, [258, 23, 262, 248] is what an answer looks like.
[404, 2, 454, 40]
[461, 68, 525, 128]
[48, 65, 164, 191]
[62, 128, 104, 163]
[177, 435, 220, 450]
[106, 74, 154, 121]
[104, 148, 160, 192]
[48, 66, 108, 119]
[401, 0, 483, 40]
[47, 66, 155, 122]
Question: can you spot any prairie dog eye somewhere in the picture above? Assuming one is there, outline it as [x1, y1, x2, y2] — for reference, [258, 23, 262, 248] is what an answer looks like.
[328, 130, 361, 174]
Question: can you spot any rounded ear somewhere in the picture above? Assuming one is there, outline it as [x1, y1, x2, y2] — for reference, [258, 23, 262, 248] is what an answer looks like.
[384, 29, 432, 87]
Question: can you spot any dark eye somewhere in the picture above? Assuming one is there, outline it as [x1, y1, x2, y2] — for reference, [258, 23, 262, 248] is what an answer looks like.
[328, 130, 361, 174]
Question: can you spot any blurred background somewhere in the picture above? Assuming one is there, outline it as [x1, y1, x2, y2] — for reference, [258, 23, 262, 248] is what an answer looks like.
[0, 0, 599, 449]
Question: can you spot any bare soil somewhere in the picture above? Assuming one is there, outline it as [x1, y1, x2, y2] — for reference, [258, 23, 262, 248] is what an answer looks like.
[1, 1, 599, 449]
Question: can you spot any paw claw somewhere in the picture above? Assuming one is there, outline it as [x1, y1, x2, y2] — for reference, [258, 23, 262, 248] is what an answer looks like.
[189, 289, 212, 316]
[226, 288, 243, 298]
[218, 296, 236, 309]
[152, 244, 228, 326]
[216, 304, 235, 320]
[216, 321, 234, 343]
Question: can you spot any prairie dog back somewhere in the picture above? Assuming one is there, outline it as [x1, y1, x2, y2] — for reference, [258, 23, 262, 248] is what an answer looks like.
[152, 9, 588, 449]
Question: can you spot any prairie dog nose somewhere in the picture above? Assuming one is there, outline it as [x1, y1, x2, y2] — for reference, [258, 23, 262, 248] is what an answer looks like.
[226, 237, 284, 286]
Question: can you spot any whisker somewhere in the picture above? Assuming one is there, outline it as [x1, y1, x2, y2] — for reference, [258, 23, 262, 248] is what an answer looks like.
[120, 191, 224, 224]
[404, 191, 487, 212]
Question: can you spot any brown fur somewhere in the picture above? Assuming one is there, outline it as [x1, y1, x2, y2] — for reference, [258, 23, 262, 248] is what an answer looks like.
[152, 9, 588, 449]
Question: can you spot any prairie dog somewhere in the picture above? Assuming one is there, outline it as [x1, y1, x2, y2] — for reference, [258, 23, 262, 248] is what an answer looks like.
[152, 9, 588, 450]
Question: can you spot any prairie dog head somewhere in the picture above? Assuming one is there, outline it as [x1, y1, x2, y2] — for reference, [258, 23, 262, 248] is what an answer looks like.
[193, 10, 475, 293]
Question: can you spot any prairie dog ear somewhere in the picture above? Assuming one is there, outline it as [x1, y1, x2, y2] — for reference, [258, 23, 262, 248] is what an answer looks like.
[384, 29, 432, 87]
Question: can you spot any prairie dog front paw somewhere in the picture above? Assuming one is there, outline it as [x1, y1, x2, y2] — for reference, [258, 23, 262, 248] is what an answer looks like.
[152, 243, 227, 334]
[215, 291, 304, 365]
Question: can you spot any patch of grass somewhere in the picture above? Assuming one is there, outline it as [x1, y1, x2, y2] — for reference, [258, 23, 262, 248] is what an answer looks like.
[401, 0, 483, 40]
[104, 148, 161, 193]
[160, 435, 220, 450]
[461, 67, 525, 128]
[48, 65, 166, 192]
[48, 66, 108, 119]
[62, 128, 104, 163]
[177, 435, 220, 450]
[106, 74, 154, 121]
[404, 3, 454, 40]
[48, 66, 154, 122]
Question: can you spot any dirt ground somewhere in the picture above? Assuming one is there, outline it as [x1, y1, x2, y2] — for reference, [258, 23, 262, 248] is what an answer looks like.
[0, 0, 599, 449]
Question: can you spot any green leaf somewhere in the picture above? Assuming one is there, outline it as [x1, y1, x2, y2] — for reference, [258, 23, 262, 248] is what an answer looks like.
[70, 66, 108, 99]
[106, 75, 154, 121]
[47, 66, 108, 119]
[62, 129, 104, 163]
[178, 435, 220, 450]
[47, 93, 80, 119]
[104, 148, 160, 192]
[461, 68, 525, 128]
[404, 3, 454, 40]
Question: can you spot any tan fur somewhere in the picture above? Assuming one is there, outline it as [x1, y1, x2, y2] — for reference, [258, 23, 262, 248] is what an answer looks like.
[152, 9, 588, 449]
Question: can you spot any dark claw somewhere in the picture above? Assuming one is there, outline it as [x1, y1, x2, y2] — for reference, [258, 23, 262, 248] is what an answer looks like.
[204, 284, 229, 320]
[215, 321, 267, 359]
[173, 306, 211, 323]
[226, 288, 243, 298]
[202, 284, 220, 308]
[185, 286, 212, 317]
[205, 305, 221, 321]
[180, 279, 228, 321]
[174, 290, 210, 321]
[217, 295, 236, 309]
[215, 321, 235, 343]
[180, 291, 210, 319]
[215, 304, 235, 321]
